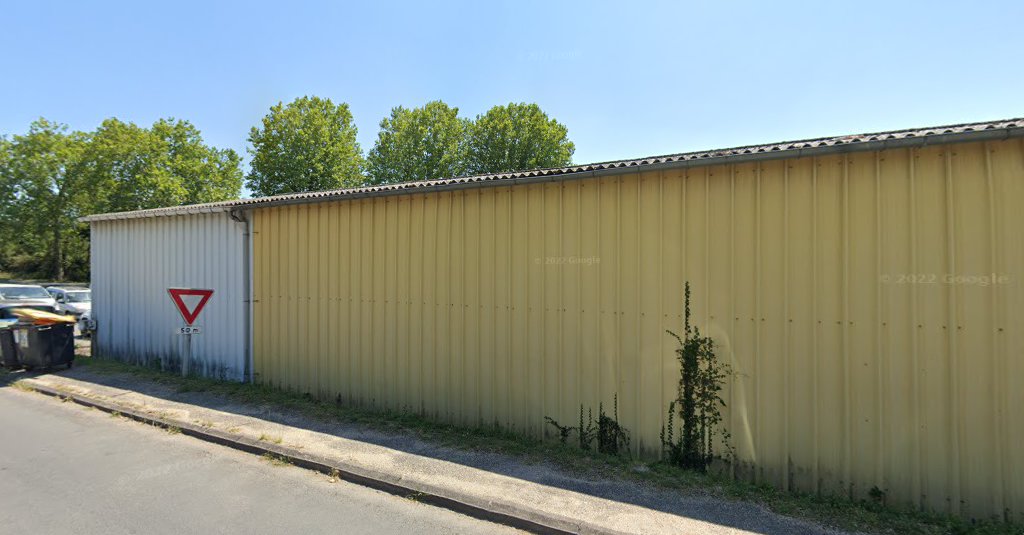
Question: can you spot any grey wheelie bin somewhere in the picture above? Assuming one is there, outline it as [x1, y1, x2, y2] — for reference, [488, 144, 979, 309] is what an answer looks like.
[16, 323, 75, 370]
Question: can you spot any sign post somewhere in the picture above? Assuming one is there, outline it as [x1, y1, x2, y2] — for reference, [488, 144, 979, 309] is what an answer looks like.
[168, 288, 213, 377]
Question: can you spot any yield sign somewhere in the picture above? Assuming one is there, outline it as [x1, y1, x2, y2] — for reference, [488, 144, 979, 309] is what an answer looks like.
[167, 288, 214, 325]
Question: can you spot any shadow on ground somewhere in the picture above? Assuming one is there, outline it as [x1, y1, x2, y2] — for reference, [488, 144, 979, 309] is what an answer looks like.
[12, 362, 840, 535]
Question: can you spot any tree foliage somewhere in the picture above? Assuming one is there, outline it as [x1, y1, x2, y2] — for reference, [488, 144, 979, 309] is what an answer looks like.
[79, 118, 241, 212]
[466, 103, 574, 174]
[365, 101, 469, 185]
[1, 120, 87, 279]
[0, 117, 241, 281]
[0, 99, 576, 280]
[246, 96, 363, 197]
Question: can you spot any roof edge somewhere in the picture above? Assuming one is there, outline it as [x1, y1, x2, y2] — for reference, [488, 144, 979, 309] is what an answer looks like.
[82, 117, 1024, 223]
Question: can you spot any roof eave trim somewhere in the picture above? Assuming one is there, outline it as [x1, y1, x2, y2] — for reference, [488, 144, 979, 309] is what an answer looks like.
[81, 124, 1024, 222]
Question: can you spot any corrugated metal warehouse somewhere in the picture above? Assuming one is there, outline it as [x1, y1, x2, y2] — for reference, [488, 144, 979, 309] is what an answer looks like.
[88, 211, 250, 380]
[84, 118, 1024, 520]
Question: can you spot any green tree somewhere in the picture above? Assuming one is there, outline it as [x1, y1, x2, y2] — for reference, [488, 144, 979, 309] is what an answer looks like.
[76, 118, 172, 213]
[246, 96, 363, 197]
[151, 119, 243, 204]
[79, 118, 241, 213]
[0, 137, 16, 273]
[0, 117, 242, 280]
[1, 119, 87, 280]
[465, 103, 574, 175]
[366, 100, 468, 185]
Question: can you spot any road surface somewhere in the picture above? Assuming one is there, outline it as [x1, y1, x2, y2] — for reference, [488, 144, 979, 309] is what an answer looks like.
[0, 384, 521, 534]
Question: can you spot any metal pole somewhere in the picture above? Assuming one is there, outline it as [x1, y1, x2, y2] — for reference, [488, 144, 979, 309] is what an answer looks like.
[183, 331, 191, 377]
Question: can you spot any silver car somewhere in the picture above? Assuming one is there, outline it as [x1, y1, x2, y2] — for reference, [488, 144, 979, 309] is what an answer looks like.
[47, 287, 91, 317]
[47, 286, 93, 335]
[0, 284, 58, 309]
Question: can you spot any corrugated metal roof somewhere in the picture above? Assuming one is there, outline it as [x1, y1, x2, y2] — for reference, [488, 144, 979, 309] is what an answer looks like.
[82, 117, 1024, 222]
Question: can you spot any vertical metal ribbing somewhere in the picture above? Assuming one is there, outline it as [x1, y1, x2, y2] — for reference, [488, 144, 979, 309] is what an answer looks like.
[811, 158, 820, 493]
[702, 168, 708, 342]
[460, 191, 468, 422]
[356, 201, 364, 401]
[303, 206, 311, 393]
[983, 142, 1007, 519]
[576, 181, 583, 423]
[783, 162, 791, 491]
[490, 190, 497, 426]
[944, 149, 962, 514]
[313, 204, 321, 396]
[635, 173, 642, 453]
[558, 182, 564, 427]
[368, 200, 376, 404]
[524, 189, 531, 429]
[468, 190, 477, 420]
[842, 156, 852, 497]
[909, 149, 923, 508]
[446, 192, 454, 422]
[874, 152, 885, 490]
[246, 213, 254, 383]
[540, 186, 547, 433]
[615, 177, 621, 415]
[506, 188, 513, 425]
[729, 164, 737, 479]
[659, 170, 668, 457]
[409, 197, 416, 413]
[754, 162, 763, 483]
[596, 180, 603, 412]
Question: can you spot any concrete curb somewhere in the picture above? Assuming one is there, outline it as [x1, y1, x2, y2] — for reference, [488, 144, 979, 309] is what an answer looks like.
[21, 380, 627, 535]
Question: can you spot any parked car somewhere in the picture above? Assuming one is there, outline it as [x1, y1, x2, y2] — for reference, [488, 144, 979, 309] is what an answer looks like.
[0, 302, 59, 319]
[47, 287, 91, 318]
[77, 308, 94, 336]
[0, 284, 58, 309]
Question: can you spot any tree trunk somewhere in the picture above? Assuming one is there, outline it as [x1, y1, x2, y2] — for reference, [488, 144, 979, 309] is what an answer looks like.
[53, 223, 63, 281]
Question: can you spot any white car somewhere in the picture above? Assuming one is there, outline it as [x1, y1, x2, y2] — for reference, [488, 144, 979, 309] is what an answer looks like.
[0, 283, 59, 309]
[47, 287, 91, 317]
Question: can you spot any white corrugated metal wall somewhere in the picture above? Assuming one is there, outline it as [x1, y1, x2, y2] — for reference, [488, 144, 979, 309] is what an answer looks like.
[90, 212, 248, 380]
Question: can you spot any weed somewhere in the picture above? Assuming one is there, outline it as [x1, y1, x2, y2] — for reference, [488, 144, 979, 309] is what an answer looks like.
[546, 395, 629, 456]
[258, 433, 283, 444]
[166, 426, 181, 435]
[544, 416, 574, 445]
[261, 453, 291, 467]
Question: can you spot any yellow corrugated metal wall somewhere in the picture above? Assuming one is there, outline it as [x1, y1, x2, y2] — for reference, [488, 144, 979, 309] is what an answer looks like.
[252, 139, 1023, 520]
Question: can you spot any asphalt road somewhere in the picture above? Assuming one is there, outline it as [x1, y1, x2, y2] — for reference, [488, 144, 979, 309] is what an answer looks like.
[0, 385, 521, 535]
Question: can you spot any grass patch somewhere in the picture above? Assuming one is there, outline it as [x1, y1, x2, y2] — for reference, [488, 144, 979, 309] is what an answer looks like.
[261, 453, 292, 467]
[10, 379, 32, 392]
[165, 425, 181, 435]
[76, 357, 1018, 535]
[258, 433, 283, 444]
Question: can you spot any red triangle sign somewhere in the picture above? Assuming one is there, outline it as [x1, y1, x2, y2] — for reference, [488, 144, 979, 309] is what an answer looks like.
[168, 288, 213, 325]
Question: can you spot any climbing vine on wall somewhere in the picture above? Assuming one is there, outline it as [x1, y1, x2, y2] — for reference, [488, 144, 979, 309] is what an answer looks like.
[661, 281, 734, 471]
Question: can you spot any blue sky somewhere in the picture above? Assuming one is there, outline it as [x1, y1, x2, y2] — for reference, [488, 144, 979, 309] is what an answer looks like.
[2, 0, 1022, 189]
